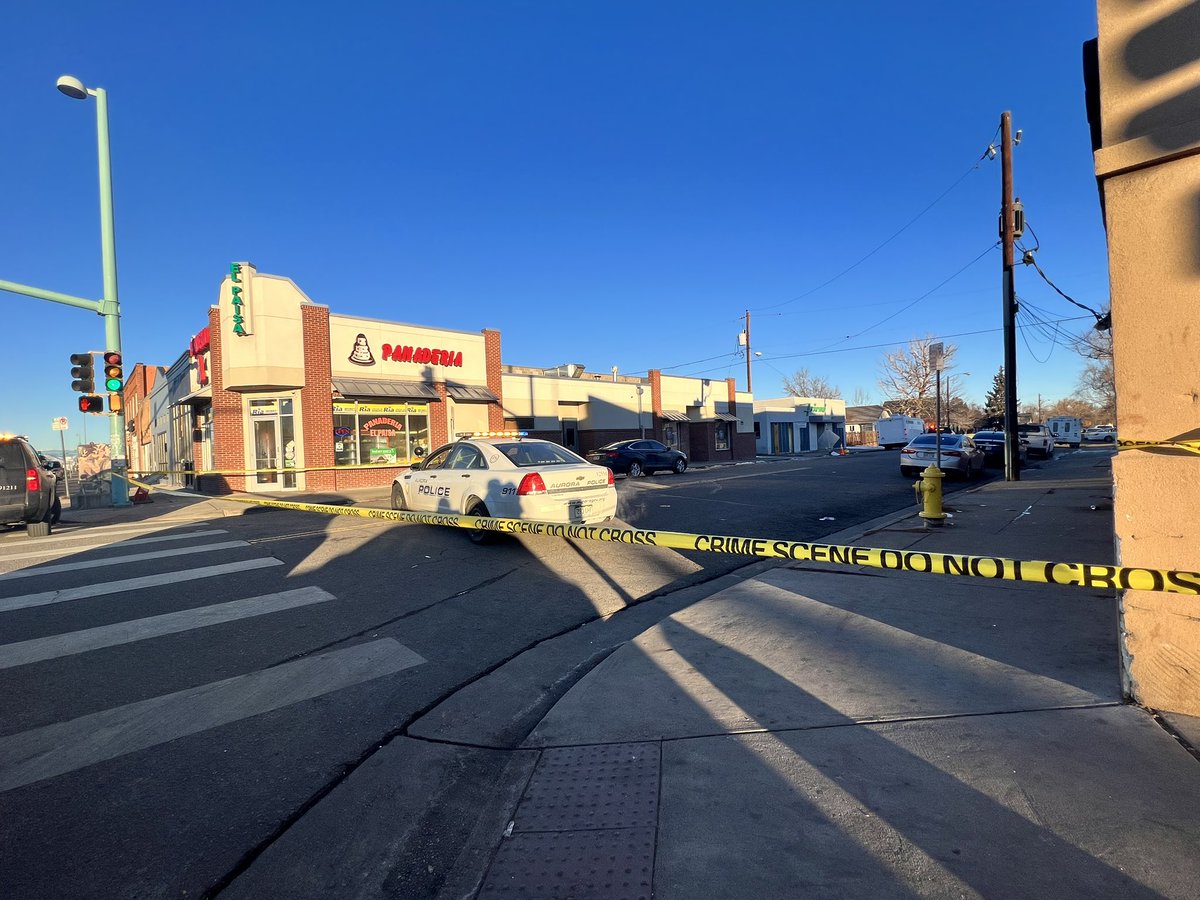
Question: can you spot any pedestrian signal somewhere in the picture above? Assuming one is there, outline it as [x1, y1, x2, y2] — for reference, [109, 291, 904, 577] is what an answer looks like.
[103, 351, 124, 392]
[78, 395, 104, 414]
[70, 352, 95, 393]
[107, 393, 123, 414]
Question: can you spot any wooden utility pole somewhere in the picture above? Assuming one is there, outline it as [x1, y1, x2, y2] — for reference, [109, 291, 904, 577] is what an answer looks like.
[1000, 111, 1020, 481]
[744, 309, 753, 393]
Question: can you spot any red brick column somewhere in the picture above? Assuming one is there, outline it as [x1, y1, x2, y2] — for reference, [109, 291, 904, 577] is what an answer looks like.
[726, 377, 737, 415]
[649, 370, 663, 416]
[301, 306, 336, 491]
[483, 329, 505, 430]
[206, 306, 245, 494]
[431, 383, 449, 447]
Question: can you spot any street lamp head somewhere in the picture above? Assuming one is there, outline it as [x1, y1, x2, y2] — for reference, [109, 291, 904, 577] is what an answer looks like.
[56, 75, 89, 100]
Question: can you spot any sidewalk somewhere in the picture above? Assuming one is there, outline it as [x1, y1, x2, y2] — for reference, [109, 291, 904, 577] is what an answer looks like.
[421, 453, 1200, 899]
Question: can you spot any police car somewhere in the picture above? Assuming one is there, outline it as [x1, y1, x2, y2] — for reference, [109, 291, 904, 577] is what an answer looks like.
[390, 432, 618, 542]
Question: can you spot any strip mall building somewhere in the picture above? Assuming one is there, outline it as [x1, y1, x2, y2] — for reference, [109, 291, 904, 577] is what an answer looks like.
[136, 264, 755, 493]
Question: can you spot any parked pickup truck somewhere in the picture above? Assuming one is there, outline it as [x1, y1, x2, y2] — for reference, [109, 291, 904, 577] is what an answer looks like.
[1016, 423, 1056, 459]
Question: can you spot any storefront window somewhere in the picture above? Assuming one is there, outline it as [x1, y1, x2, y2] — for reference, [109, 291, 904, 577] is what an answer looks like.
[333, 401, 429, 466]
[715, 421, 730, 451]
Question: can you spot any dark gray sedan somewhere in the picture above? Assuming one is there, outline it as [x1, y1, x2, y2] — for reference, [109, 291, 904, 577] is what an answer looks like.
[586, 439, 688, 477]
[972, 431, 1028, 467]
[899, 433, 985, 479]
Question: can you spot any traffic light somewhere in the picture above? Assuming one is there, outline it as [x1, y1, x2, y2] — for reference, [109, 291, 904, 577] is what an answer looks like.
[78, 395, 104, 414]
[70, 352, 95, 393]
[107, 393, 123, 414]
[102, 351, 124, 392]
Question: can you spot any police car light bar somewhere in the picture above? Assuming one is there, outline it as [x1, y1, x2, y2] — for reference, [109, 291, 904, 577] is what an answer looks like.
[456, 431, 529, 439]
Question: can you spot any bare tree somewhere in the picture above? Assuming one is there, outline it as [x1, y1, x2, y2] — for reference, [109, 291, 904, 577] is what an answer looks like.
[876, 336, 956, 418]
[1044, 396, 1100, 420]
[783, 368, 842, 398]
[1070, 316, 1115, 422]
[852, 385, 872, 406]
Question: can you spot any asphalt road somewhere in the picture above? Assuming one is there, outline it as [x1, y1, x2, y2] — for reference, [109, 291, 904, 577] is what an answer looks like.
[0, 446, 1064, 898]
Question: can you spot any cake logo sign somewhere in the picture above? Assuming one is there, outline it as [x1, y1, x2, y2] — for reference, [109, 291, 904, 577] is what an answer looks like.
[349, 333, 376, 366]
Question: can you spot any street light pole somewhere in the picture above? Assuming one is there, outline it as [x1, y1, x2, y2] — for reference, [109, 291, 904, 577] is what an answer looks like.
[60, 75, 130, 506]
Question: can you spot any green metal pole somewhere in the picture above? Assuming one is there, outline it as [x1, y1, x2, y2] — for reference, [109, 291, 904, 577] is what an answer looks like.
[94, 87, 131, 506]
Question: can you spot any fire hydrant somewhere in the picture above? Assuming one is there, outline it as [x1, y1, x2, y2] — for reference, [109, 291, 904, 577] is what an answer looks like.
[914, 464, 946, 526]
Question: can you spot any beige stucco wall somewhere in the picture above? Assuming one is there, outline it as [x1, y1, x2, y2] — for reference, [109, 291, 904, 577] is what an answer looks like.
[218, 264, 308, 391]
[500, 373, 646, 431]
[329, 314, 488, 386]
[1096, 0, 1200, 713]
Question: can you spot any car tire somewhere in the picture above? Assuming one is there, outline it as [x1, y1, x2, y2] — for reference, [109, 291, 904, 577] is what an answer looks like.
[27, 521, 50, 538]
[390, 483, 406, 511]
[673, 458, 687, 474]
[1106, 435, 1115, 443]
[466, 500, 494, 544]
[49, 497, 62, 525]
[628, 461, 644, 478]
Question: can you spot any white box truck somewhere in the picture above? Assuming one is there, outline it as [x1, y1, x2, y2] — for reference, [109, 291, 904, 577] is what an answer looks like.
[875, 416, 926, 449]
[1046, 416, 1082, 448]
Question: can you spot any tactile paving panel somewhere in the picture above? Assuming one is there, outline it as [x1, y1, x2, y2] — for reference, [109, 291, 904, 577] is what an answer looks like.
[478, 826, 655, 900]
[514, 741, 660, 832]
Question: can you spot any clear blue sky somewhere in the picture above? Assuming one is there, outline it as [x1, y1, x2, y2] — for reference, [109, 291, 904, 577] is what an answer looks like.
[2, 1, 1107, 453]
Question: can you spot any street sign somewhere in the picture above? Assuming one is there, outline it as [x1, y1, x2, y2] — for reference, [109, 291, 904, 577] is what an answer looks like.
[52, 416, 69, 431]
[929, 342, 945, 372]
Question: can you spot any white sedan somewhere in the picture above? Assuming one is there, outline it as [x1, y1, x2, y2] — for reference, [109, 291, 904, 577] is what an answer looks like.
[1083, 424, 1117, 442]
[391, 433, 618, 542]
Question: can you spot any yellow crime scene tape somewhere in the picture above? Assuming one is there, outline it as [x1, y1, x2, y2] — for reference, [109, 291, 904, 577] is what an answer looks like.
[126, 476, 1200, 596]
[1117, 439, 1200, 456]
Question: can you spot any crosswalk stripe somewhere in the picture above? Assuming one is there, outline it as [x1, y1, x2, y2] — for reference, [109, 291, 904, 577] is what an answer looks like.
[0, 530, 228, 561]
[0, 558, 284, 613]
[0, 586, 337, 670]
[0, 638, 425, 793]
[27, 520, 213, 541]
[0, 540, 250, 581]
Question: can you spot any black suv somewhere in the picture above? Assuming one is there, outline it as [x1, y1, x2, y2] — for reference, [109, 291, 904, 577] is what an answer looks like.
[1, 434, 61, 536]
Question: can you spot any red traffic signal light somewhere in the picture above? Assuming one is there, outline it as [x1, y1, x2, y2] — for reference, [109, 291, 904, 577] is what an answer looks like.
[78, 395, 104, 414]
[102, 350, 124, 392]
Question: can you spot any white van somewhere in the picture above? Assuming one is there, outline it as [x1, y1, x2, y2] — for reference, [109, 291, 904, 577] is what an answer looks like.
[875, 416, 926, 449]
[1046, 416, 1082, 449]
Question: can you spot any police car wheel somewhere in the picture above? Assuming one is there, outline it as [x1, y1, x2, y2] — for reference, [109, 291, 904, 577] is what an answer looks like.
[390, 483, 406, 511]
[467, 501, 494, 544]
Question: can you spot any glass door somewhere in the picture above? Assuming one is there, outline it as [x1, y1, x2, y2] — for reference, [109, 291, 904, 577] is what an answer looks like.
[249, 398, 297, 489]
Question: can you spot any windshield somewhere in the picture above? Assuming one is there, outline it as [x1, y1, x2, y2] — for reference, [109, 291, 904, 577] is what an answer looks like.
[493, 441, 587, 467]
[909, 434, 962, 447]
[596, 441, 631, 451]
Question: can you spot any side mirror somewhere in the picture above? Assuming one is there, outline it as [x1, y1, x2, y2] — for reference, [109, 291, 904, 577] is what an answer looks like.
[409, 461, 423, 471]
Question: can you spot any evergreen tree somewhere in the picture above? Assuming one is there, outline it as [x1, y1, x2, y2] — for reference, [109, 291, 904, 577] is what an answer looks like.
[982, 366, 1019, 423]
[984, 367, 1006, 418]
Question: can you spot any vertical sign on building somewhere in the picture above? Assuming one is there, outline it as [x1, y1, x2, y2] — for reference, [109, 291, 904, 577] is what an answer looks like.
[229, 262, 252, 336]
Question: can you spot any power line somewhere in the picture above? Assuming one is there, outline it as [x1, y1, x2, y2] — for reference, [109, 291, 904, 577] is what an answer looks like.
[752, 138, 998, 313]
[672, 315, 1092, 378]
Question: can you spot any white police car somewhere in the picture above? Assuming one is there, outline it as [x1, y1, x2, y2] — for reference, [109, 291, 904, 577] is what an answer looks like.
[391, 432, 618, 542]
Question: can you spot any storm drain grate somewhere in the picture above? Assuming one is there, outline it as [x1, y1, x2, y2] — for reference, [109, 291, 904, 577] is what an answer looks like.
[478, 826, 655, 900]
[513, 741, 660, 832]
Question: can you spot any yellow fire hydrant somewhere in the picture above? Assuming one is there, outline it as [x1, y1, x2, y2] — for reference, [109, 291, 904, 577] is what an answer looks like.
[914, 464, 946, 525]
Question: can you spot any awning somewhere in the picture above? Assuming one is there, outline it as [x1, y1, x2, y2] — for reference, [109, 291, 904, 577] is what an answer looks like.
[175, 386, 212, 404]
[659, 411, 691, 422]
[445, 384, 499, 402]
[332, 378, 440, 401]
[712, 412, 740, 422]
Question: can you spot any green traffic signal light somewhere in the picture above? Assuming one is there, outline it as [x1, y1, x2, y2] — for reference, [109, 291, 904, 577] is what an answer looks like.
[103, 350, 123, 393]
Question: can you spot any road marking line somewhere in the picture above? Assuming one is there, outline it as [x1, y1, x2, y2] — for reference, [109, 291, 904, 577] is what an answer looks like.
[0, 540, 250, 581]
[25, 520, 214, 541]
[0, 586, 337, 670]
[0, 558, 284, 613]
[0, 530, 228, 561]
[0, 638, 425, 792]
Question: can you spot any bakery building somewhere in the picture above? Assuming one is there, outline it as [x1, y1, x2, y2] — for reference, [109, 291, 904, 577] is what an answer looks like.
[147, 264, 755, 493]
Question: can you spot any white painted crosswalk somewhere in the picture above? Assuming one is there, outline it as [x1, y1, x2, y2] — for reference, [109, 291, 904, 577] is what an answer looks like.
[0, 523, 426, 795]
[0, 638, 425, 792]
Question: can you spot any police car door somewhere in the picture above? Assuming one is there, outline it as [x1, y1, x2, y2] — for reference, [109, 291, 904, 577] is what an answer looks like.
[407, 444, 454, 511]
[442, 443, 486, 513]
